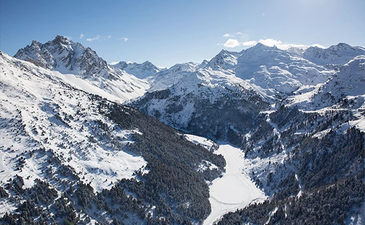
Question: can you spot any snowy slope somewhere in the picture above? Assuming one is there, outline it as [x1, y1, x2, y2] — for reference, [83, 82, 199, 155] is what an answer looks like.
[132, 66, 270, 143]
[0, 51, 147, 193]
[0, 51, 226, 224]
[285, 55, 365, 134]
[14, 36, 150, 103]
[206, 50, 239, 70]
[303, 43, 365, 66]
[234, 43, 334, 96]
[312, 55, 365, 106]
[148, 62, 200, 91]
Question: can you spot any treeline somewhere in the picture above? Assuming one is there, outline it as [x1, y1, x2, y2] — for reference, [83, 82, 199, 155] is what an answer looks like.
[100, 98, 226, 223]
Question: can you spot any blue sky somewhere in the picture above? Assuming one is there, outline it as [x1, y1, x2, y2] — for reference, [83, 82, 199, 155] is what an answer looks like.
[1, 0, 364, 67]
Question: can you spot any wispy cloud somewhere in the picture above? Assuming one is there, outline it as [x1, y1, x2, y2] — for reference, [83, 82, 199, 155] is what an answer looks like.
[86, 35, 100, 42]
[240, 40, 257, 46]
[256, 39, 325, 49]
[80, 34, 84, 39]
[120, 37, 128, 42]
[223, 33, 235, 38]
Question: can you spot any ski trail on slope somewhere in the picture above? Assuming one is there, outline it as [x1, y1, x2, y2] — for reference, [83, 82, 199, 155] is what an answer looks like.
[203, 144, 266, 225]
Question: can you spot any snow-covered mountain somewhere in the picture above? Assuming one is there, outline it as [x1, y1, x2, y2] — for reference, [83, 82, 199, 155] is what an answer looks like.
[215, 52, 365, 225]
[15, 35, 109, 78]
[303, 43, 365, 66]
[0, 51, 225, 224]
[312, 55, 365, 108]
[110, 60, 161, 79]
[14, 36, 150, 102]
[205, 49, 239, 70]
[130, 43, 365, 224]
[1, 36, 365, 225]
[234, 43, 334, 96]
[131, 43, 365, 145]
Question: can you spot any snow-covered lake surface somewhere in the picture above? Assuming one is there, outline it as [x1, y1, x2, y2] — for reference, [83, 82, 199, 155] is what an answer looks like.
[203, 144, 266, 225]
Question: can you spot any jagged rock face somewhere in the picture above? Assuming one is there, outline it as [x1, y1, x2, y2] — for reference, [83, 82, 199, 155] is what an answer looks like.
[14, 35, 110, 79]
[13, 36, 151, 102]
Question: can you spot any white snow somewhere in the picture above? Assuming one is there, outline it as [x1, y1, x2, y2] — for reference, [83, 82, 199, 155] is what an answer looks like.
[0, 52, 148, 194]
[184, 134, 216, 151]
[203, 144, 266, 225]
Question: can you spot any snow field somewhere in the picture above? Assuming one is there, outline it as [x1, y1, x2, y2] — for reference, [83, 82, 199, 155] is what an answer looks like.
[203, 144, 266, 225]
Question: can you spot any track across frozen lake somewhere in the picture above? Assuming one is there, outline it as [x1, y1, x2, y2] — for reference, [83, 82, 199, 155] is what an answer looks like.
[203, 144, 266, 225]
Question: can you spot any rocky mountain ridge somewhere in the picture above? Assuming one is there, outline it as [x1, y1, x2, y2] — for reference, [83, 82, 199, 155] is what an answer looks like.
[14, 36, 150, 103]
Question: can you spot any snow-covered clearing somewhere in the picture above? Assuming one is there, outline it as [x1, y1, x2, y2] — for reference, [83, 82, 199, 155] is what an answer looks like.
[203, 144, 266, 225]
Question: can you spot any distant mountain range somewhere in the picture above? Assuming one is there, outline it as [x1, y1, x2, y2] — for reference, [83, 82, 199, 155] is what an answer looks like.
[0, 35, 363, 224]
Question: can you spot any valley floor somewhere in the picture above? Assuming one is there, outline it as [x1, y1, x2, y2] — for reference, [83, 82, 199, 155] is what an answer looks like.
[203, 144, 266, 225]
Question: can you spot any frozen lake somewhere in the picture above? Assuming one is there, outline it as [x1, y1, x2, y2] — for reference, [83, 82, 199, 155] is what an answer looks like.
[203, 144, 266, 225]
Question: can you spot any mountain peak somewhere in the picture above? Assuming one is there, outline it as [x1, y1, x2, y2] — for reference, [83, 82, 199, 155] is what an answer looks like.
[14, 36, 110, 78]
[207, 50, 238, 70]
[31, 40, 41, 46]
[110, 60, 160, 79]
[250, 42, 279, 51]
[254, 42, 265, 48]
[331, 42, 352, 49]
[52, 35, 71, 45]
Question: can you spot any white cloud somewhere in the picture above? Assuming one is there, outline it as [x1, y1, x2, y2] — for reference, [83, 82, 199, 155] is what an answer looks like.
[86, 35, 100, 42]
[257, 39, 325, 50]
[223, 39, 241, 48]
[236, 32, 243, 35]
[258, 38, 283, 47]
[241, 40, 258, 46]
[80, 34, 84, 39]
[223, 33, 234, 38]
[220, 37, 324, 50]
[120, 37, 128, 42]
